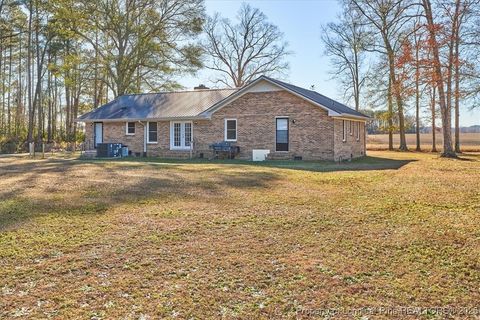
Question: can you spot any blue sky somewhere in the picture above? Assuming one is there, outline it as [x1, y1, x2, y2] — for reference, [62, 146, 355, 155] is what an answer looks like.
[182, 0, 480, 126]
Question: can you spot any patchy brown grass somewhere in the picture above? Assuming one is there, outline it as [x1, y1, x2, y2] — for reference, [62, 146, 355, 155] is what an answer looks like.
[1, 151, 480, 319]
[367, 133, 480, 152]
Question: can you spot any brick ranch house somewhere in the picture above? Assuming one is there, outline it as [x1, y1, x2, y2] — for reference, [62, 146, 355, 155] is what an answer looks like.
[77, 76, 369, 161]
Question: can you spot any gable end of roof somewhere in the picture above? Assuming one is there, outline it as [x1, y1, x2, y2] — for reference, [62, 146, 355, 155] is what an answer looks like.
[202, 76, 369, 119]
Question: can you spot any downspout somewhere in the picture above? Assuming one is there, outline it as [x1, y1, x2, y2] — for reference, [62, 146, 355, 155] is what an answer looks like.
[138, 121, 147, 157]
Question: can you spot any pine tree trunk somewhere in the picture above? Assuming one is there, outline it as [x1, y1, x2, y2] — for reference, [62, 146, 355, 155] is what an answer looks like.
[7, 32, 12, 136]
[35, 0, 43, 145]
[26, 0, 34, 143]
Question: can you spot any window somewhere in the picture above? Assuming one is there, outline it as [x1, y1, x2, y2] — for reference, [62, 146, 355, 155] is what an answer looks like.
[225, 119, 237, 141]
[184, 122, 192, 147]
[342, 120, 347, 142]
[356, 122, 360, 141]
[126, 122, 135, 135]
[349, 120, 353, 135]
[173, 122, 181, 147]
[276, 118, 289, 151]
[170, 121, 193, 150]
[147, 122, 157, 143]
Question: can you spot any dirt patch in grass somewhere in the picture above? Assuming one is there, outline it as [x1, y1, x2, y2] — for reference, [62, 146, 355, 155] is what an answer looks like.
[1, 151, 479, 318]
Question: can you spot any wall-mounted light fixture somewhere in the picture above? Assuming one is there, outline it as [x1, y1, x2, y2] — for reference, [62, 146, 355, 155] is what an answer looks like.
[292, 119, 296, 124]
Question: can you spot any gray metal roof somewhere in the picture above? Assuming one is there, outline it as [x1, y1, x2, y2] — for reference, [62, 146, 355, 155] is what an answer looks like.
[262, 76, 368, 118]
[77, 89, 238, 121]
[77, 76, 368, 122]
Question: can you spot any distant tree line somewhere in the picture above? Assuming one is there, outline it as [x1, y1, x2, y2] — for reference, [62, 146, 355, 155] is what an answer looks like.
[0, 1, 290, 153]
[322, 0, 480, 156]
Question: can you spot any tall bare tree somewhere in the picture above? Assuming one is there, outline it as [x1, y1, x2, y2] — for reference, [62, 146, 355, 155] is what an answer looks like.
[350, 0, 414, 151]
[321, 1, 369, 111]
[203, 3, 290, 87]
[420, 0, 456, 157]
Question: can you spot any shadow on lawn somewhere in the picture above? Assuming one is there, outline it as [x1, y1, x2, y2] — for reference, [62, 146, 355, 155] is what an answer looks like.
[0, 157, 281, 231]
[90, 155, 417, 173]
[252, 156, 416, 172]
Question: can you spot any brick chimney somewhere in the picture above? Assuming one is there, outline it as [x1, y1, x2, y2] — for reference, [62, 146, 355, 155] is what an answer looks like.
[194, 84, 209, 90]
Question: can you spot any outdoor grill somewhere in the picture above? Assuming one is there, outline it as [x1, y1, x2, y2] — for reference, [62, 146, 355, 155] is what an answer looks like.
[209, 141, 240, 159]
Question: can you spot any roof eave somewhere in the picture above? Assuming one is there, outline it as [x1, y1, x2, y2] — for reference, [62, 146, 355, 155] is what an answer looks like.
[75, 115, 210, 123]
[332, 114, 370, 121]
[203, 75, 369, 119]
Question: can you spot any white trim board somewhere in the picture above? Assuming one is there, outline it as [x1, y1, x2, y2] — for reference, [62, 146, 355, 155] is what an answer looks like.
[224, 118, 237, 142]
[125, 121, 136, 135]
[169, 121, 193, 150]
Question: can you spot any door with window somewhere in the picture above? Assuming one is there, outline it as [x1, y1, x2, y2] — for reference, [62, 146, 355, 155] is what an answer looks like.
[276, 118, 289, 151]
[171, 121, 192, 150]
[94, 122, 103, 148]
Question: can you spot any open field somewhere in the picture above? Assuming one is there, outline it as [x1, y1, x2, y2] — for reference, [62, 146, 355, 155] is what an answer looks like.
[1, 152, 480, 318]
[367, 132, 480, 151]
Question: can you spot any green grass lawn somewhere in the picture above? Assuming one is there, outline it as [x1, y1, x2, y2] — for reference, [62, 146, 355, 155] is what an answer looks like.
[1, 151, 479, 319]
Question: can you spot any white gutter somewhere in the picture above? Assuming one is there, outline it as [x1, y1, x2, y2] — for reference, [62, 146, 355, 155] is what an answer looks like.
[75, 115, 209, 123]
[138, 121, 147, 156]
[332, 114, 370, 121]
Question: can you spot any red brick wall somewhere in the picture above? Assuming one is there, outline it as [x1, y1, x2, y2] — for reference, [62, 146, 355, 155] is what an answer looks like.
[83, 90, 366, 161]
[194, 91, 335, 160]
[333, 118, 366, 161]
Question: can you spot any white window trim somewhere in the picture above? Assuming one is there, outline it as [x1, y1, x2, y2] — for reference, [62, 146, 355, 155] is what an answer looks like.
[147, 121, 158, 144]
[342, 120, 347, 142]
[170, 121, 193, 150]
[125, 122, 135, 135]
[224, 118, 237, 142]
[349, 120, 353, 135]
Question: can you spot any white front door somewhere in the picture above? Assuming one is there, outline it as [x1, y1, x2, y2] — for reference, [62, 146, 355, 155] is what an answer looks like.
[170, 121, 192, 150]
[94, 122, 103, 148]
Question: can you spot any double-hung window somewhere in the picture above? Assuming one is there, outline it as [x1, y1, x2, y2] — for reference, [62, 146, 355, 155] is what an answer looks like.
[126, 122, 135, 135]
[349, 120, 353, 135]
[170, 121, 192, 150]
[342, 120, 347, 142]
[356, 122, 360, 141]
[147, 122, 158, 143]
[225, 119, 237, 141]
[276, 118, 289, 151]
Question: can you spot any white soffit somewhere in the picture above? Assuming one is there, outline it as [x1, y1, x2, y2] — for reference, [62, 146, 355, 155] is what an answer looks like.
[246, 79, 283, 93]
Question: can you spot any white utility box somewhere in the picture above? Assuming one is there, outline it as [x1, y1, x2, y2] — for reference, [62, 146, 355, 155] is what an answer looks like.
[252, 149, 270, 161]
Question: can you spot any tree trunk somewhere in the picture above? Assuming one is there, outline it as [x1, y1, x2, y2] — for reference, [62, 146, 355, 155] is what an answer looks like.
[7, 32, 12, 136]
[35, 0, 43, 145]
[386, 45, 407, 151]
[26, 0, 34, 143]
[15, 30, 23, 137]
[414, 28, 421, 151]
[431, 85, 437, 152]
[422, 0, 456, 157]
[0, 44, 4, 135]
[387, 76, 394, 151]
[353, 47, 360, 111]
[47, 51, 52, 142]
[453, 5, 462, 153]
